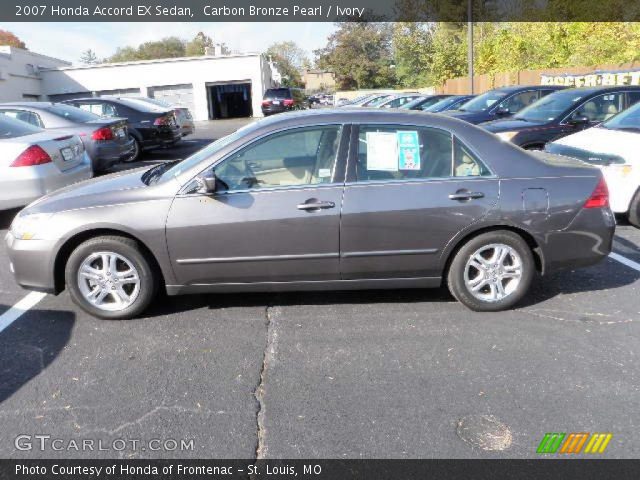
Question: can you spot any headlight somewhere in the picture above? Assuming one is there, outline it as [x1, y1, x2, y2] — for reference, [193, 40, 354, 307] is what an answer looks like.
[495, 131, 519, 142]
[10, 213, 54, 240]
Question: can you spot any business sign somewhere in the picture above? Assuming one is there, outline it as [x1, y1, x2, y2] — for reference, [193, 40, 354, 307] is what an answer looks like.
[541, 70, 640, 87]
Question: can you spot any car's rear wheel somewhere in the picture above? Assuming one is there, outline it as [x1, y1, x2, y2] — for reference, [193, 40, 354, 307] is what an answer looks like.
[447, 230, 535, 311]
[65, 236, 157, 320]
[628, 190, 640, 228]
[122, 136, 141, 163]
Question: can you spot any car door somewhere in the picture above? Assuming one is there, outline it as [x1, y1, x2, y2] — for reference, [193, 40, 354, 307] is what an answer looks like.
[165, 124, 348, 285]
[340, 124, 499, 280]
[559, 91, 627, 139]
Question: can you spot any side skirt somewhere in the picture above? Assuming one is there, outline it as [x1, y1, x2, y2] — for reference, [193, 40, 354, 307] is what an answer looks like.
[165, 277, 442, 296]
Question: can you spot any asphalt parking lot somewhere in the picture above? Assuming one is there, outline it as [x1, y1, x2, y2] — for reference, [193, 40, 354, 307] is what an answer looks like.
[0, 119, 639, 459]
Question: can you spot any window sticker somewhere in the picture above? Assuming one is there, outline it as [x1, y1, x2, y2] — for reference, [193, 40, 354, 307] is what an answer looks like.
[397, 130, 421, 170]
[318, 168, 332, 178]
[365, 132, 398, 171]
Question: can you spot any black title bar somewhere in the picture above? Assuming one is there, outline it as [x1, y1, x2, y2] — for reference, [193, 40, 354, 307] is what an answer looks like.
[1, 459, 640, 480]
[5, 0, 640, 22]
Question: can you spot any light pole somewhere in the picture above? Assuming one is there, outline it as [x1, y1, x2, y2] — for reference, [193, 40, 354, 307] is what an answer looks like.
[468, 0, 474, 94]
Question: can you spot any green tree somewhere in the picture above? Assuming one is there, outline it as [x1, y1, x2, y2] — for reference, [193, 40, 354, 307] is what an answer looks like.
[392, 22, 434, 88]
[0, 30, 26, 49]
[314, 22, 395, 90]
[79, 49, 99, 65]
[107, 37, 186, 62]
[185, 32, 214, 56]
[265, 41, 309, 87]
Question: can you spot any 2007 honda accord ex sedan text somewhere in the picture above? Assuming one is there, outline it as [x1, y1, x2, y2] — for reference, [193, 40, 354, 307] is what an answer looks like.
[6, 109, 615, 320]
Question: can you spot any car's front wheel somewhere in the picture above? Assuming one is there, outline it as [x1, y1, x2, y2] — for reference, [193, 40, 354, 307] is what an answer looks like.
[447, 230, 535, 311]
[65, 236, 157, 320]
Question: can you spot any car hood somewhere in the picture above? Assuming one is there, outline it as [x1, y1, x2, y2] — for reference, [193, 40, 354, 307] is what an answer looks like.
[552, 126, 640, 159]
[481, 118, 547, 132]
[23, 167, 153, 215]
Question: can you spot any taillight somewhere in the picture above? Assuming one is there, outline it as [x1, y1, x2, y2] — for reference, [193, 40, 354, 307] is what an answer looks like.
[10, 145, 52, 167]
[154, 116, 170, 126]
[584, 177, 609, 209]
[283, 99, 294, 107]
[262, 100, 272, 106]
[91, 127, 114, 141]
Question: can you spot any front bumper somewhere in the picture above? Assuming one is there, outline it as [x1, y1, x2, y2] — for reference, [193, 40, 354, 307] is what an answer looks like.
[0, 160, 92, 210]
[5, 231, 58, 294]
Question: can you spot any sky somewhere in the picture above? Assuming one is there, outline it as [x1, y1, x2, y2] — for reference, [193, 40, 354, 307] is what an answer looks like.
[3, 22, 337, 64]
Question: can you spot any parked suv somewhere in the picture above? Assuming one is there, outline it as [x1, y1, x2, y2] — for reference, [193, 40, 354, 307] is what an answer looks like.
[443, 85, 566, 124]
[63, 97, 181, 162]
[482, 86, 640, 149]
[261, 88, 306, 116]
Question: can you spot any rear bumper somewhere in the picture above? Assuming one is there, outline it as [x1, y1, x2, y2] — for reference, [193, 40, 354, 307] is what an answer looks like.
[88, 137, 136, 171]
[0, 159, 92, 210]
[261, 105, 293, 115]
[541, 207, 616, 274]
[5, 231, 58, 294]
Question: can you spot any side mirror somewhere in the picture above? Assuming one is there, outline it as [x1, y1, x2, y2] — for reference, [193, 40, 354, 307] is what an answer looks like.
[568, 113, 590, 125]
[195, 170, 222, 194]
[495, 107, 511, 116]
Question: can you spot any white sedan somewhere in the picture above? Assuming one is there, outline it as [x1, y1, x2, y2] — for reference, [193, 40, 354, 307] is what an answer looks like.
[545, 103, 640, 227]
[0, 114, 92, 210]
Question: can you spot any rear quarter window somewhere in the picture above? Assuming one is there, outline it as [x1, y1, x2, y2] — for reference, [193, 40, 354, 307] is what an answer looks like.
[0, 114, 43, 138]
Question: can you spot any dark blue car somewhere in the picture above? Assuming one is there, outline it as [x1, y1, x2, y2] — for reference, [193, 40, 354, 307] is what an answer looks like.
[443, 85, 565, 124]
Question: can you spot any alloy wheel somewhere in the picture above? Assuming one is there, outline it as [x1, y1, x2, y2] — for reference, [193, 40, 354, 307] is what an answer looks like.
[77, 251, 141, 312]
[463, 243, 523, 303]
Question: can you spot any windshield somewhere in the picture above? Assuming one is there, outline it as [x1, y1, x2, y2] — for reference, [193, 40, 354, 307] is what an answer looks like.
[602, 100, 640, 131]
[424, 96, 466, 112]
[362, 95, 391, 107]
[264, 88, 291, 99]
[515, 90, 587, 122]
[458, 91, 509, 112]
[152, 121, 261, 184]
[47, 104, 100, 123]
[0, 114, 43, 138]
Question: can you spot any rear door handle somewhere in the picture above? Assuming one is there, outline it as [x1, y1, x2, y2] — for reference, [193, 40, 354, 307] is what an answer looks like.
[449, 191, 484, 201]
[297, 199, 336, 211]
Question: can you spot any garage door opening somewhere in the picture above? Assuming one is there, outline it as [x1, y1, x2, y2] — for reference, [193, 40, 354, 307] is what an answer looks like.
[207, 83, 252, 119]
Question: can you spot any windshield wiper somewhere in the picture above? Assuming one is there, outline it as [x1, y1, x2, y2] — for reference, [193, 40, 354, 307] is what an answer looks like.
[607, 126, 640, 133]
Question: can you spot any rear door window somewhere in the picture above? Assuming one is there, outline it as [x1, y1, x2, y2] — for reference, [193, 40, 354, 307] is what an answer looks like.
[355, 125, 490, 182]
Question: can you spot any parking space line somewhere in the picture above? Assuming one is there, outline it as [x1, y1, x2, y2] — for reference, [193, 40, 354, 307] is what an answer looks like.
[0, 292, 47, 334]
[609, 252, 640, 272]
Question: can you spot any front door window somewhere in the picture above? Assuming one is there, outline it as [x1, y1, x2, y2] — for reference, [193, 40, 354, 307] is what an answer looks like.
[214, 125, 342, 191]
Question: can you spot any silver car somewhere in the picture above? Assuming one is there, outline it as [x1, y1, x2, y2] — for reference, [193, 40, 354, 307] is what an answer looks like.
[6, 109, 614, 320]
[0, 115, 91, 210]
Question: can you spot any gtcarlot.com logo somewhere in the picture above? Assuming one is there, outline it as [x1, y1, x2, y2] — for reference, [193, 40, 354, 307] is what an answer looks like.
[536, 432, 613, 454]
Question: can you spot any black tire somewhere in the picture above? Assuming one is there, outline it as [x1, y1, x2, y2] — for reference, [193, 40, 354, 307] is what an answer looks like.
[122, 136, 141, 163]
[628, 190, 640, 228]
[447, 230, 535, 312]
[65, 236, 157, 320]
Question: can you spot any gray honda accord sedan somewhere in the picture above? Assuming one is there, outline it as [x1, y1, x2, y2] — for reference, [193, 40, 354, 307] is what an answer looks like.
[6, 109, 615, 320]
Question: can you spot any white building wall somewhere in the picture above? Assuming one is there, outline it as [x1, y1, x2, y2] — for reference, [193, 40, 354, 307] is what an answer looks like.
[0, 46, 70, 102]
[41, 54, 274, 120]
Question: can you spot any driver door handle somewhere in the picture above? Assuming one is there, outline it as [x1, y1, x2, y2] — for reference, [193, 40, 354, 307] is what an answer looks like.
[297, 199, 336, 211]
[449, 191, 484, 201]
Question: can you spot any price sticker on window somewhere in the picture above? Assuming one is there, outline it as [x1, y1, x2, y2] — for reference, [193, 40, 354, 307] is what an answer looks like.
[397, 131, 420, 170]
